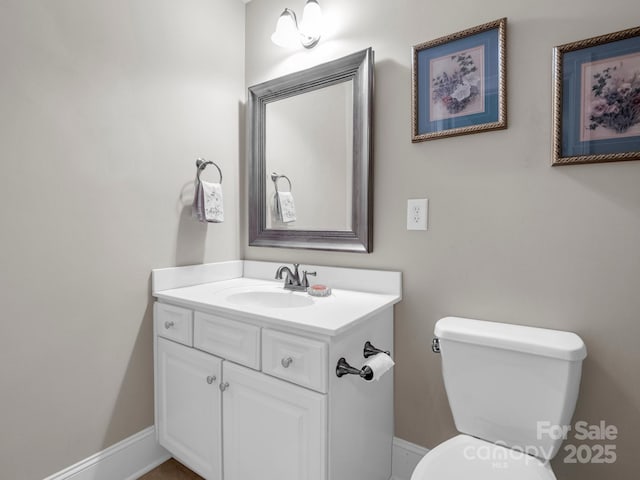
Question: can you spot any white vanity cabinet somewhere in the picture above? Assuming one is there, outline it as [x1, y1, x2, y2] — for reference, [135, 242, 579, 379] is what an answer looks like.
[155, 332, 325, 480]
[152, 262, 400, 480]
[154, 303, 330, 480]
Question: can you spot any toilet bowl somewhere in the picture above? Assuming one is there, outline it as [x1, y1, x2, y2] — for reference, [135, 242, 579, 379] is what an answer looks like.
[412, 435, 556, 479]
[411, 317, 586, 480]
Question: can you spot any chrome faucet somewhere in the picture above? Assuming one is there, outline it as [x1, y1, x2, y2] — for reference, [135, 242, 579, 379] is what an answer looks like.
[275, 263, 316, 292]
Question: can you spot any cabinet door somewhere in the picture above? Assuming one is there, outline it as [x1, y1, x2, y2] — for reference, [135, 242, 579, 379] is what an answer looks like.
[222, 361, 327, 480]
[156, 337, 222, 480]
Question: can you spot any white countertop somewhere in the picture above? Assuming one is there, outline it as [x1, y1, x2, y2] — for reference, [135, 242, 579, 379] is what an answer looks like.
[154, 277, 401, 336]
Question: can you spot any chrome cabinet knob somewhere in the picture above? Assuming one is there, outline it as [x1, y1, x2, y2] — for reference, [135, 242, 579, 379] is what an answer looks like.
[219, 382, 229, 392]
[164, 321, 175, 329]
[281, 356, 293, 368]
[206, 375, 216, 384]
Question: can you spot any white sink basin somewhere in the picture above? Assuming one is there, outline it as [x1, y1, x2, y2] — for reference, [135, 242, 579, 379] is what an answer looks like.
[225, 289, 315, 309]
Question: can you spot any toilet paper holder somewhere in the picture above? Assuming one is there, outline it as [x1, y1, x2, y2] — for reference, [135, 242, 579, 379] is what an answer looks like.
[363, 341, 391, 358]
[336, 357, 374, 380]
[336, 341, 392, 380]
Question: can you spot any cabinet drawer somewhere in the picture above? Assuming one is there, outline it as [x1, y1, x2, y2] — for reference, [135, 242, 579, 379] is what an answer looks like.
[194, 312, 261, 370]
[154, 303, 193, 346]
[262, 329, 328, 393]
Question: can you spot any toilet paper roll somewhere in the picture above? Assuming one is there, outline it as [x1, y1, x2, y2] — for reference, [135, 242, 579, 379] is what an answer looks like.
[362, 352, 394, 381]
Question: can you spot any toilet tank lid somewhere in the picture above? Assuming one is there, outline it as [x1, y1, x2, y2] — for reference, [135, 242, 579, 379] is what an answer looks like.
[435, 317, 587, 361]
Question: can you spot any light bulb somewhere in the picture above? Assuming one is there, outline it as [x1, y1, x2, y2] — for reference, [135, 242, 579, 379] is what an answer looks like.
[271, 9, 300, 49]
[300, 0, 322, 42]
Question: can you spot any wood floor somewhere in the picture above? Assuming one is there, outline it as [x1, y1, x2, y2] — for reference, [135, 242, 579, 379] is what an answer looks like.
[138, 458, 204, 480]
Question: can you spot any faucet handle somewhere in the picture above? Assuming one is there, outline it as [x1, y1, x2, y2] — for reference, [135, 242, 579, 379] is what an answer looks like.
[301, 270, 317, 287]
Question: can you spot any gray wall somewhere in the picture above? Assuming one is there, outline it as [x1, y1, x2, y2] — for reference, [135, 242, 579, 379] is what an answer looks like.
[244, 1, 640, 479]
[0, 1, 244, 478]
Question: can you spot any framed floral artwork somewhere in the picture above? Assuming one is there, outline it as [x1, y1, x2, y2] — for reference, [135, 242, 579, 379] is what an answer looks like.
[553, 25, 640, 165]
[411, 18, 507, 142]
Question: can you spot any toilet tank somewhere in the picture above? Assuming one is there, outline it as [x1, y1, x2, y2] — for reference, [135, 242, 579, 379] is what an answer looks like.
[434, 317, 587, 460]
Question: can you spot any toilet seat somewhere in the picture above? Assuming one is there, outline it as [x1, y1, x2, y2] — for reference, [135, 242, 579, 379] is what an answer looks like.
[411, 435, 556, 480]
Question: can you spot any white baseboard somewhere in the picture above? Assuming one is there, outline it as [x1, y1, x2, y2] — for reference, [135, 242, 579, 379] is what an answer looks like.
[391, 436, 429, 480]
[43, 429, 423, 480]
[43, 426, 171, 480]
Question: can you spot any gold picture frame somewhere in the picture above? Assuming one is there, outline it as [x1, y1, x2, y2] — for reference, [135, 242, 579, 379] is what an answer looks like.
[411, 18, 507, 142]
[552, 25, 640, 165]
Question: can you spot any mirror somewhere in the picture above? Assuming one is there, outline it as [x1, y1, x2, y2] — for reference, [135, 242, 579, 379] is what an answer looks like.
[265, 81, 353, 231]
[248, 48, 374, 252]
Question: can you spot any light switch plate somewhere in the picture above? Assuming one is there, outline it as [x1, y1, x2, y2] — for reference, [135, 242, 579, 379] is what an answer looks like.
[407, 199, 428, 231]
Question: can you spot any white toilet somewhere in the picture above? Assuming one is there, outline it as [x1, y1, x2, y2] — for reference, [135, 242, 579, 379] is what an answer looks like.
[411, 316, 587, 480]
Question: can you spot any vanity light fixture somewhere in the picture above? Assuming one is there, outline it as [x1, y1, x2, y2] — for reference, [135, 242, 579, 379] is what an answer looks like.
[271, 0, 322, 49]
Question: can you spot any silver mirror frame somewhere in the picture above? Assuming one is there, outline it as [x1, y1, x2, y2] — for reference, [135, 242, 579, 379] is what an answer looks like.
[248, 48, 374, 253]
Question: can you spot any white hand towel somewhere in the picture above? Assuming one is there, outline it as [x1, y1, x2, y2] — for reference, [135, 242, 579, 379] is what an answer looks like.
[192, 180, 205, 221]
[201, 181, 224, 223]
[277, 191, 296, 223]
[270, 193, 282, 225]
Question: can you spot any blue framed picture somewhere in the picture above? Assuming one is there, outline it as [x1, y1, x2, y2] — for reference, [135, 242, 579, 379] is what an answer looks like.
[411, 18, 507, 142]
[553, 25, 640, 165]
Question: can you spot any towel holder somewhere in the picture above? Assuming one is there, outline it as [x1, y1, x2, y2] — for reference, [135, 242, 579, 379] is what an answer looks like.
[196, 158, 223, 184]
[270, 172, 292, 193]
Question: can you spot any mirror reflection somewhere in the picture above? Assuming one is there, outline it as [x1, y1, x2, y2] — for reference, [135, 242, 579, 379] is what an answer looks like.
[265, 81, 353, 231]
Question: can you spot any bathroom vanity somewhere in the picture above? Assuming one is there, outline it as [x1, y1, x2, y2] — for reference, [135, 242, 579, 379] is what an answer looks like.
[152, 260, 401, 480]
